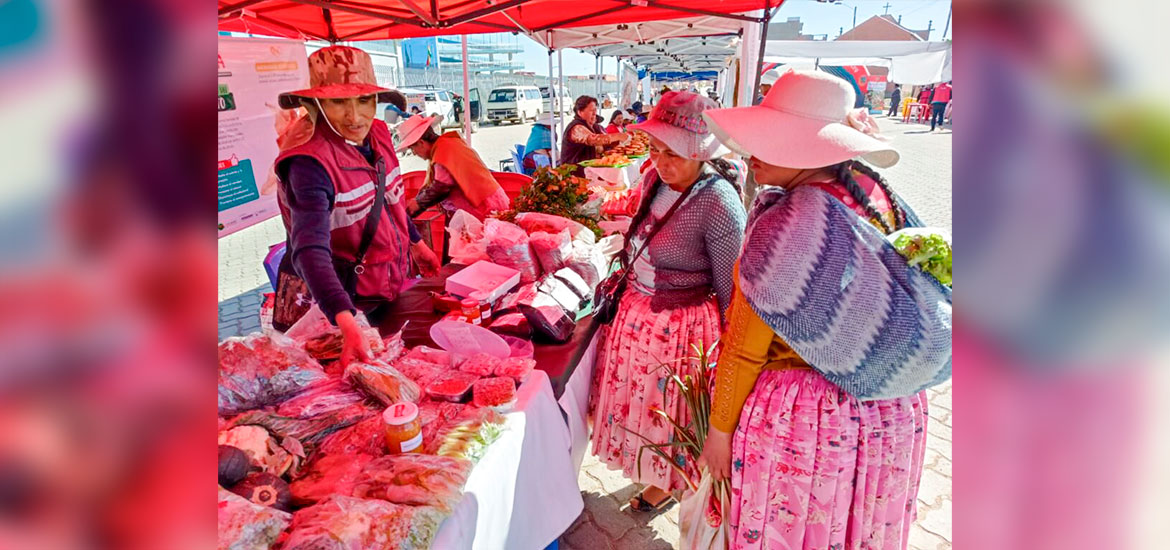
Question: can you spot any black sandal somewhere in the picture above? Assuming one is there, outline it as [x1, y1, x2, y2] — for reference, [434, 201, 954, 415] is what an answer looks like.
[629, 492, 674, 512]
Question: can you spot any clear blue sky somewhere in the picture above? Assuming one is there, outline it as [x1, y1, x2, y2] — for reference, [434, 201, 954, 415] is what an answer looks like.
[513, 0, 951, 76]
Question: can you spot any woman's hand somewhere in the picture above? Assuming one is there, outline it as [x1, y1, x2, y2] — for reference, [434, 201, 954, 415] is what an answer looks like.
[411, 241, 441, 277]
[697, 426, 735, 482]
[336, 310, 370, 368]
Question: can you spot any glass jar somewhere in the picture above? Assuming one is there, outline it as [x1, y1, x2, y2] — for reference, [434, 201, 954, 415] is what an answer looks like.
[461, 298, 481, 325]
[470, 290, 492, 324]
[383, 402, 423, 455]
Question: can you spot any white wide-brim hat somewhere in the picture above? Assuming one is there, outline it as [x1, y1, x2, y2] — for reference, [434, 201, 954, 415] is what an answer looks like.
[394, 114, 441, 152]
[535, 112, 562, 126]
[628, 90, 728, 161]
[702, 69, 900, 169]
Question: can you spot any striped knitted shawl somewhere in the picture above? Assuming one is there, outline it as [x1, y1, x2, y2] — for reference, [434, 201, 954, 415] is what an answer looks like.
[739, 185, 952, 400]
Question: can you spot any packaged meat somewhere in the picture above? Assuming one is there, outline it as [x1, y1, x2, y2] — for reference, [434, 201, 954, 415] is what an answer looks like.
[218, 333, 328, 415]
[447, 209, 488, 265]
[518, 290, 577, 343]
[514, 212, 596, 244]
[488, 313, 532, 338]
[391, 357, 447, 387]
[377, 330, 406, 363]
[473, 377, 517, 408]
[218, 487, 290, 550]
[283, 495, 445, 550]
[484, 218, 540, 283]
[229, 403, 376, 447]
[457, 352, 500, 376]
[352, 454, 473, 512]
[276, 379, 365, 419]
[495, 356, 536, 381]
[403, 346, 452, 366]
[289, 453, 376, 506]
[316, 415, 385, 458]
[344, 360, 421, 406]
[425, 371, 480, 403]
[529, 229, 573, 273]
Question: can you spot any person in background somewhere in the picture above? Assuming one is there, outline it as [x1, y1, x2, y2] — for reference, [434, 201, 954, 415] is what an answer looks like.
[888, 83, 903, 117]
[930, 81, 953, 131]
[410, 106, 422, 115]
[383, 90, 412, 125]
[626, 108, 640, 122]
[591, 90, 746, 513]
[917, 85, 933, 107]
[396, 116, 510, 224]
[273, 46, 440, 363]
[522, 113, 558, 175]
[699, 69, 949, 550]
[561, 95, 627, 173]
[756, 69, 780, 105]
[606, 111, 626, 134]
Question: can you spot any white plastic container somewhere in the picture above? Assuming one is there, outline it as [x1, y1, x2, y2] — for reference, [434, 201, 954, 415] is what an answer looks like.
[445, 260, 521, 302]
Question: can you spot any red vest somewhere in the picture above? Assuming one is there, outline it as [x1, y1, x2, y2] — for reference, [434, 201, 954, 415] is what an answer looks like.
[276, 119, 412, 305]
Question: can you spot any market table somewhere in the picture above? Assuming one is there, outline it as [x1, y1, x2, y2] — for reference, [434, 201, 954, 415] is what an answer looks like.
[582, 155, 648, 192]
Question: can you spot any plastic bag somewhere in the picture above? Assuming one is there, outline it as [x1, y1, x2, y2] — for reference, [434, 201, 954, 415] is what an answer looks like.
[289, 453, 376, 507]
[403, 345, 452, 366]
[345, 360, 422, 406]
[679, 472, 731, 550]
[472, 377, 517, 408]
[529, 229, 573, 274]
[513, 212, 595, 244]
[315, 415, 385, 458]
[218, 333, 328, 416]
[229, 403, 376, 446]
[457, 352, 501, 377]
[494, 356, 536, 381]
[484, 218, 540, 283]
[392, 357, 448, 387]
[283, 495, 445, 550]
[564, 240, 607, 289]
[352, 454, 473, 512]
[218, 487, 291, 550]
[276, 379, 365, 418]
[447, 209, 488, 265]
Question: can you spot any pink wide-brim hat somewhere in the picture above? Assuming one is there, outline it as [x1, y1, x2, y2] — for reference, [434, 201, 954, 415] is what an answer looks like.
[702, 69, 900, 169]
[629, 90, 728, 161]
[278, 46, 396, 109]
[394, 114, 441, 152]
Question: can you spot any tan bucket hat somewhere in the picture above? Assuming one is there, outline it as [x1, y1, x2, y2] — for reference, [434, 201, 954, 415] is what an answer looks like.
[278, 46, 396, 109]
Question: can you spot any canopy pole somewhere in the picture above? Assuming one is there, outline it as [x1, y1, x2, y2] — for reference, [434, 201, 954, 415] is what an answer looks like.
[596, 54, 602, 99]
[548, 48, 558, 166]
[559, 48, 566, 119]
[749, 4, 774, 107]
[462, 35, 472, 144]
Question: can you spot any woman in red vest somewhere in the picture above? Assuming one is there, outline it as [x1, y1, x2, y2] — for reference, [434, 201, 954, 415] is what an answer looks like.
[273, 46, 440, 366]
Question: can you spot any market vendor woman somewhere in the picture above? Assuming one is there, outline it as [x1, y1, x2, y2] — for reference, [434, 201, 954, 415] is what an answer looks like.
[396, 115, 511, 222]
[272, 45, 440, 365]
[561, 95, 627, 173]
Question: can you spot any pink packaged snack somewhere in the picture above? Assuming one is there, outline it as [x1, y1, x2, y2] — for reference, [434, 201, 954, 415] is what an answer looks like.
[403, 346, 452, 366]
[457, 353, 501, 377]
[494, 356, 536, 381]
[425, 371, 480, 403]
[392, 358, 448, 387]
[472, 377, 517, 408]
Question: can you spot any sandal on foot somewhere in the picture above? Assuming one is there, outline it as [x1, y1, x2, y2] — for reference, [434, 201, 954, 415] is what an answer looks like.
[629, 492, 674, 512]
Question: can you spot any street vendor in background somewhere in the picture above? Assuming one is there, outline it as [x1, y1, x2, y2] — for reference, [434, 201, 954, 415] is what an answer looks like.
[397, 115, 511, 222]
[522, 113, 558, 175]
[605, 111, 626, 133]
[560, 95, 627, 174]
[272, 46, 441, 365]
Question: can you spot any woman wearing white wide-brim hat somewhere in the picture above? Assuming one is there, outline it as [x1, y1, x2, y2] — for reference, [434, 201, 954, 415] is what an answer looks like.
[520, 113, 561, 175]
[696, 69, 951, 550]
[589, 90, 747, 512]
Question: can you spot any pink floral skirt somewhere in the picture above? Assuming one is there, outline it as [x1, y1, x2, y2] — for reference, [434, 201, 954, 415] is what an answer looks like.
[590, 290, 722, 492]
[730, 369, 928, 550]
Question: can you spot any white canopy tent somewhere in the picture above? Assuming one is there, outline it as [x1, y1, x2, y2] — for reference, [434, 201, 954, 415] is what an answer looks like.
[763, 40, 952, 85]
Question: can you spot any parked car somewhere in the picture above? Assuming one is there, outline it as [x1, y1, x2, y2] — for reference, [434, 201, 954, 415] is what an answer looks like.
[485, 85, 543, 125]
[540, 85, 573, 115]
[399, 86, 460, 128]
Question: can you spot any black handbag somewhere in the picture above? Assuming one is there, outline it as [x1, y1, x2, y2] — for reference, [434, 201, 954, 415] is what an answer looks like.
[273, 158, 387, 331]
[593, 182, 694, 324]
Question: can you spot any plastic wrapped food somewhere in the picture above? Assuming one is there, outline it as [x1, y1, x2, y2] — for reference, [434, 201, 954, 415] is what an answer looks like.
[513, 212, 595, 245]
[218, 333, 328, 415]
[391, 357, 448, 388]
[425, 371, 480, 403]
[403, 346, 452, 366]
[495, 356, 536, 381]
[564, 240, 607, 289]
[473, 377, 517, 408]
[428, 407, 507, 463]
[218, 487, 291, 550]
[218, 425, 300, 477]
[344, 360, 421, 406]
[230, 403, 376, 446]
[518, 290, 577, 343]
[552, 267, 593, 302]
[289, 453, 376, 506]
[377, 331, 406, 363]
[276, 379, 365, 418]
[283, 495, 445, 550]
[447, 209, 489, 265]
[529, 229, 572, 274]
[352, 454, 473, 512]
[316, 415, 385, 458]
[484, 218, 540, 284]
[457, 352, 501, 377]
[488, 313, 531, 338]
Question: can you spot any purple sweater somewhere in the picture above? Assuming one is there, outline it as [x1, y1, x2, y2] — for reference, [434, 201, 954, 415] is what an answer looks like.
[281, 143, 421, 323]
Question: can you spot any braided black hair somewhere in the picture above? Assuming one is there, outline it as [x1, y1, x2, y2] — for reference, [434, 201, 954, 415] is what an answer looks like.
[706, 158, 742, 194]
[833, 160, 906, 234]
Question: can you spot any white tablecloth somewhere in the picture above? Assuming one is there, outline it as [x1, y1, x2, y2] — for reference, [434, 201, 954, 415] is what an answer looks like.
[432, 370, 584, 550]
[556, 330, 603, 474]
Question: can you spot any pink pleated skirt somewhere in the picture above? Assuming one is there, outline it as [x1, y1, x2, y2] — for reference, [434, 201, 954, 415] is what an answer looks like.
[729, 369, 928, 550]
[590, 290, 722, 492]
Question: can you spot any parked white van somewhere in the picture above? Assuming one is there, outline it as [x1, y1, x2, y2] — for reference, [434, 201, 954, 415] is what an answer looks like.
[540, 85, 573, 115]
[485, 85, 542, 125]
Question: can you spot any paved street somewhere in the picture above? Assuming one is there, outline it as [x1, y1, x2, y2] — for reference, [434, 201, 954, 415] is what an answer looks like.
[217, 112, 952, 549]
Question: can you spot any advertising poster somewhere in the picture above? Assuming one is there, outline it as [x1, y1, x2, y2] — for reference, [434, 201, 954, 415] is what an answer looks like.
[218, 37, 308, 238]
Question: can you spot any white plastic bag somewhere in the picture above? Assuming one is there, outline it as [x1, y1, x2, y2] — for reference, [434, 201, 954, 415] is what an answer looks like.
[529, 229, 573, 273]
[514, 212, 595, 245]
[679, 472, 730, 550]
[484, 218, 540, 283]
[447, 209, 488, 265]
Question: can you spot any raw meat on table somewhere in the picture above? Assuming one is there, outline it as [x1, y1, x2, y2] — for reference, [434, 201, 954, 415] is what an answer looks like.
[289, 453, 376, 507]
[351, 454, 473, 512]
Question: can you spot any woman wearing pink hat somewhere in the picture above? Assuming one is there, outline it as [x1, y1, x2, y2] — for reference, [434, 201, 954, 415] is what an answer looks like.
[271, 46, 440, 365]
[589, 90, 747, 512]
[697, 70, 952, 549]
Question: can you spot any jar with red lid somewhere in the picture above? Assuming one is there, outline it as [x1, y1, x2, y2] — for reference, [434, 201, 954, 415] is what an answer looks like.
[383, 402, 423, 455]
[460, 298, 481, 325]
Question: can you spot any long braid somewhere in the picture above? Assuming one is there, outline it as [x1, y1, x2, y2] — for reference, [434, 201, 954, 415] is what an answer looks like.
[706, 158, 742, 194]
[835, 162, 894, 234]
[850, 161, 907, 231]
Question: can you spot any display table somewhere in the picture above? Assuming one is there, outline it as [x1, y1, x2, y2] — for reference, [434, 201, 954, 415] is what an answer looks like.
[432, 369, 584, 549]
[582, 156, 648, 192]
[379, 264, 602, 399]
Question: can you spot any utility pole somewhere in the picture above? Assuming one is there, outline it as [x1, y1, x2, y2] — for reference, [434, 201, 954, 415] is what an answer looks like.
[926, 19, 934, 40]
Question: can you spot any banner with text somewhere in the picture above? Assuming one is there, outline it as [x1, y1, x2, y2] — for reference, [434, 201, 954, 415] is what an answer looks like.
[218, 37, 308, 238]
